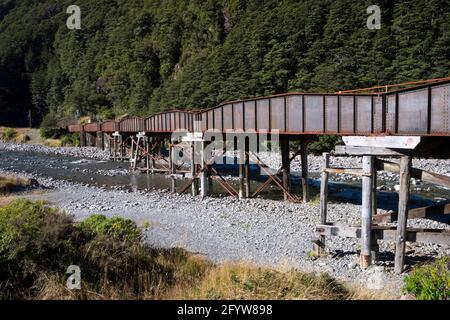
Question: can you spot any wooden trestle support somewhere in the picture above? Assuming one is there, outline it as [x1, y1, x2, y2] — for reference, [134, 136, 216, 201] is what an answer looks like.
[123, 131, 311, 203]
[314, 137, 450, 274]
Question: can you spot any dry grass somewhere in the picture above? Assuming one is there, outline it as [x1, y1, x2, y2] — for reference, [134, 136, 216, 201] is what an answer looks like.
[167, 263, 353, 300]
[32, 257, 372, 300]
[0, 176, 34, 194]
[43, 139, 62, 147]
[0, 196, 15, 208]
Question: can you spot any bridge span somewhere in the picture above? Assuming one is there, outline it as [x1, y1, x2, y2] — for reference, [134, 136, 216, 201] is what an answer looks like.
[64, 78, 450, 274]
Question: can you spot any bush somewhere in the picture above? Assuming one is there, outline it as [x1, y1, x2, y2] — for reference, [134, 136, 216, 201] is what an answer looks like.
[0, 200, 197, 299]
[1, 128, 17, 141]
[76, 214, 142, 241]
[60, 134, 80, 147]
[40, 113, 64, 139]
[15, 134, 31, 144]
[403, 257, 450, 300]
[0, 200, 366, 300]
[308, 135, 342, 155]
[0, 200, 75, 298]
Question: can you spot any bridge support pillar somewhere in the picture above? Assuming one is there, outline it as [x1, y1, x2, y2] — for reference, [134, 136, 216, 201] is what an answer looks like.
[79, 131, 86, 147]
[86, 132, 96, 147]
[200, 140, 209, 198]
[245, 138, 251, 198]
[191, 142, 198, 196]
[360, 155, 375, 269]
[394, 156, 412, 274]
[103, 133, 110, 151]
[300, 139, 309, 203]
[281, 137, 291, 201]
[96, 132, 104, 149]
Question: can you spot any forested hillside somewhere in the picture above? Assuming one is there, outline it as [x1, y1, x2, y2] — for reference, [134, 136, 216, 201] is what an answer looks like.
[0, 0, 449, 127]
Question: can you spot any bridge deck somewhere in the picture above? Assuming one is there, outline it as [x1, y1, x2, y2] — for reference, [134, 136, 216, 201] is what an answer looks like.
[68, 80, 450, 137]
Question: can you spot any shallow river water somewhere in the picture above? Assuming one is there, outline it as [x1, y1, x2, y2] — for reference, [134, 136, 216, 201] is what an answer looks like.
[1, 149, 449, 213]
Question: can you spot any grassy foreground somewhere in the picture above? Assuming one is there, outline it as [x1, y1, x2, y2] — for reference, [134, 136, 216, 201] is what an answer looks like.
[0, 198, 378, 300]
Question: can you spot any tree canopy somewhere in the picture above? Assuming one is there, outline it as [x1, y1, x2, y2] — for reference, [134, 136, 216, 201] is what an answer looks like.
[0, 0, 449, 126]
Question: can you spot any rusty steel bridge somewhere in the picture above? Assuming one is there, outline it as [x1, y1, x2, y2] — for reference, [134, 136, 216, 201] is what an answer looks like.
[68, 79, 450, 138]
[64, 78, 450, 274]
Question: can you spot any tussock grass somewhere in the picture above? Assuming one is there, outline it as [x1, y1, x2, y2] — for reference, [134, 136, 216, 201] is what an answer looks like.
[0, 176, 36, 194]
[167, 263, 350, 300]
[43, 139, 62, 147]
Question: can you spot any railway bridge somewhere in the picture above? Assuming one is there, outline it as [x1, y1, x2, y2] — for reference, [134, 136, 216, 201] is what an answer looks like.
[66, 78, 450, 274]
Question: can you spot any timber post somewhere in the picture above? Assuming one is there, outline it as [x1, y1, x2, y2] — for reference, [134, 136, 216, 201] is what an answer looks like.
[394, 156, 412, 274]
[281, 137, 291, 201]
[245, 137, 251, 198]
[300, 139, 309, 203]
[170, 140, 177, 193]
[191, 141, 198, 196]
[200, 140, 208, 198]
[79, 131, 86, 147]
[319, 152, 330, 254]
[360, 155, 375, 269]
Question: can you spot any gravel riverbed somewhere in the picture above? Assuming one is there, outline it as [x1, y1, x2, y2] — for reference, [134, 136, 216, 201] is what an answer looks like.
[1, 141, 449, 297]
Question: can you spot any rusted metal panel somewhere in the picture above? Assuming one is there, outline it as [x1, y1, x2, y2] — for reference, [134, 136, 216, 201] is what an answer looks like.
[233, 102, 244, 131]
[214, 107, 223, 131]
[170, 112, 176, 131]
[68, 124, 83, 133]
[180, 112, 186, 130]
[188, 112, 193, 131]
[386, 94, 397, 134]
[101, 121, 119, 133]
[165, 113, 170, 131]
[244, 101, 256, 131]
[257, 99, 270, 130]
[145, 116, 154, 132]
[195, 112, 205, 132]
[223, 104, 233, 130]
[355, 96, 372, 134]
[286, 95, 303, 132]
[373, 95, 384, 133]
[325, 96, 338, 133]
[84, 123, 100, 133]
[160, 114, 165, 131]
[397, 88, 428, 134]
[339, 96, 355, 134]
[304, 95, 324, 133]
[430, 83, 450, 134]
[207, 110, 214, 130]
[154, 114, 160, 131]
[120, 117, 145, 132]
[270, 97, 285, 132]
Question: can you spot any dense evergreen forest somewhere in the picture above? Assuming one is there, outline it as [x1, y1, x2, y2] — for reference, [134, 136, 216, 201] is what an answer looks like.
[0, 0, 449, 127]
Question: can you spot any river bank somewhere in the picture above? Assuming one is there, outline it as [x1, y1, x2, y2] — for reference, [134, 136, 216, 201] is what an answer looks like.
[1, 141, 449, 297]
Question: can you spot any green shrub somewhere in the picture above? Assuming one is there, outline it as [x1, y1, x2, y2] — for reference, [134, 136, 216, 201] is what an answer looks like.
[60, 133, 80, 147]
[40, 113, 63, 139]
[76, 214, 142, 241]
[0, 200, 74, 259]
[403, 257, 450, 300]
[308, 135, 342, 155]
[1, 128, 17, 141]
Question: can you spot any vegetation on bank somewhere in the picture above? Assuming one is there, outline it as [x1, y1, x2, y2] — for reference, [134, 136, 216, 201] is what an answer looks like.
[403, 257, 450, 300]
[0, 0, 449, 128]
[0, 176, 37, 194]
[0, 199, 373, 300]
